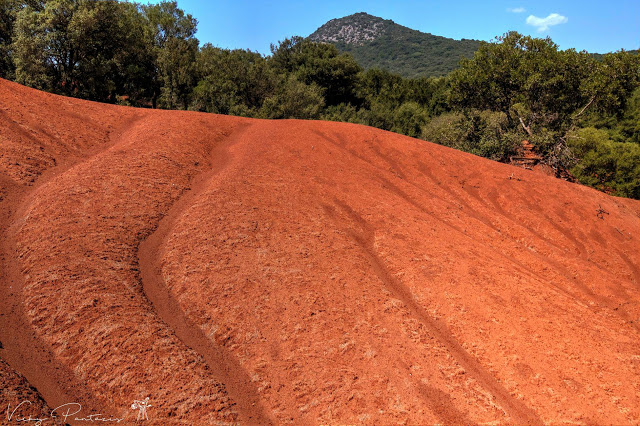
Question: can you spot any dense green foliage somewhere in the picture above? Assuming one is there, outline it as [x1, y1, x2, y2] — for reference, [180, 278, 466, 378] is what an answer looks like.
[447, 32, 639, 194]
[422, 110, 521, 161]
[568, 127, 640, 198]
[0, 0, 19, 79]
[1, 2, 638, 198]
[269, 36, 362, 107]
[309, 12, 480, 78]
[191, 46, 275, 116]
[6, 0, 196, 106]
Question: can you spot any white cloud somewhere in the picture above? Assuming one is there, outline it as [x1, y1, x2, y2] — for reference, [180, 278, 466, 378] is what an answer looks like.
[507, 7, 526, 13]
[526, 13, 568, 32]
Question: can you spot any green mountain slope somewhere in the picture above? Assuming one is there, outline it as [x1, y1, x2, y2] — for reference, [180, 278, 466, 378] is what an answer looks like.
[308, 12, 481, 78]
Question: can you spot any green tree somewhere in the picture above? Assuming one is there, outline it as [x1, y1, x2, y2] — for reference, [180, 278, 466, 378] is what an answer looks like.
[321, 103, 361, 124]
[354, 68, 406, 130]
[391, 102, 429, 138]
[190, 45, 275, 115]
[1, 0, 49, 79]
[269, 36, 362, 107]
[111, 2, 156, 106]
[422, 110, 520, 161]
[0, 0, 19, 78]
[450, 32, 590, 131]
[259, 74, 324, 119]
[449, 31, 639, 170]
[358, 68, 406, 108]
[70, 0, 155, 101]
[12, 1, 50, 89]
[578, 65, 640, 145]
[614, 88, 640, 144]
[569, 127, 640, 199]
[12, 0, 156, 103]
[143, 0, 198, 109]
[355, 69, 443, 134]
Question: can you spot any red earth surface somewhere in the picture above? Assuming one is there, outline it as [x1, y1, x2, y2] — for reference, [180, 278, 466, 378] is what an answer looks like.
[0, 78, 639, 424]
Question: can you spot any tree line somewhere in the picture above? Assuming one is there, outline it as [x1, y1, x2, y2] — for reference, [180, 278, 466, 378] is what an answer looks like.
[1, 0, 638, 198]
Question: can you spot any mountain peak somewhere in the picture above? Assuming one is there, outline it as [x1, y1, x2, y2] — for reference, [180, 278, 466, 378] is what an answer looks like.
[308, 13, 481, 78]
[309, 12, 392, 45]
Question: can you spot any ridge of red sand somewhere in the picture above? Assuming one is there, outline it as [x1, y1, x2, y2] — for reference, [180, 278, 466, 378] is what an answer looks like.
[1, 78, 639, 424]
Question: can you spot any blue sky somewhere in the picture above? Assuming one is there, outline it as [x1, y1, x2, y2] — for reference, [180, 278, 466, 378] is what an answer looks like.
[149, 0, 639, 55]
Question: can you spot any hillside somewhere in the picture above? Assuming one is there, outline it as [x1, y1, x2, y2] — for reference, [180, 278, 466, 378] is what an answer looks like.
[1, 78, 640, 424]
[309, 12, 481, 78]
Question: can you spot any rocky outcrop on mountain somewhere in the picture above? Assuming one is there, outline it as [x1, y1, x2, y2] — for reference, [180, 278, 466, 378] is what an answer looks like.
[309, 12, 388, 45]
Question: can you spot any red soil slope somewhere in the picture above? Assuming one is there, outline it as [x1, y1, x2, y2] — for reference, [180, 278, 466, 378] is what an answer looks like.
[1, 78, 639, 424]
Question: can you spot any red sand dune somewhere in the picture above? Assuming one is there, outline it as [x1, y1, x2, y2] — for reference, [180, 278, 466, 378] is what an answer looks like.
[1, 78, 639, 424]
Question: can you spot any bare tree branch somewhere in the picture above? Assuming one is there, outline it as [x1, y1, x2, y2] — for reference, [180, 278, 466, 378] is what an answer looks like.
[573, 95, 596, 120]
[518, 115, 532, 136]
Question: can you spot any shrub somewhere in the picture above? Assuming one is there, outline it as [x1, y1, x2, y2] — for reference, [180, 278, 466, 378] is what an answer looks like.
[569, 127, 640, 198]
[258, 75, 324, 120]
[391, 102, 429, 138]
[422, 110, 520, 161]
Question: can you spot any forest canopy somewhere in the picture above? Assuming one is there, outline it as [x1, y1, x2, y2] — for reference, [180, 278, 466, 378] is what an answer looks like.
[1, 0, 638, 198]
